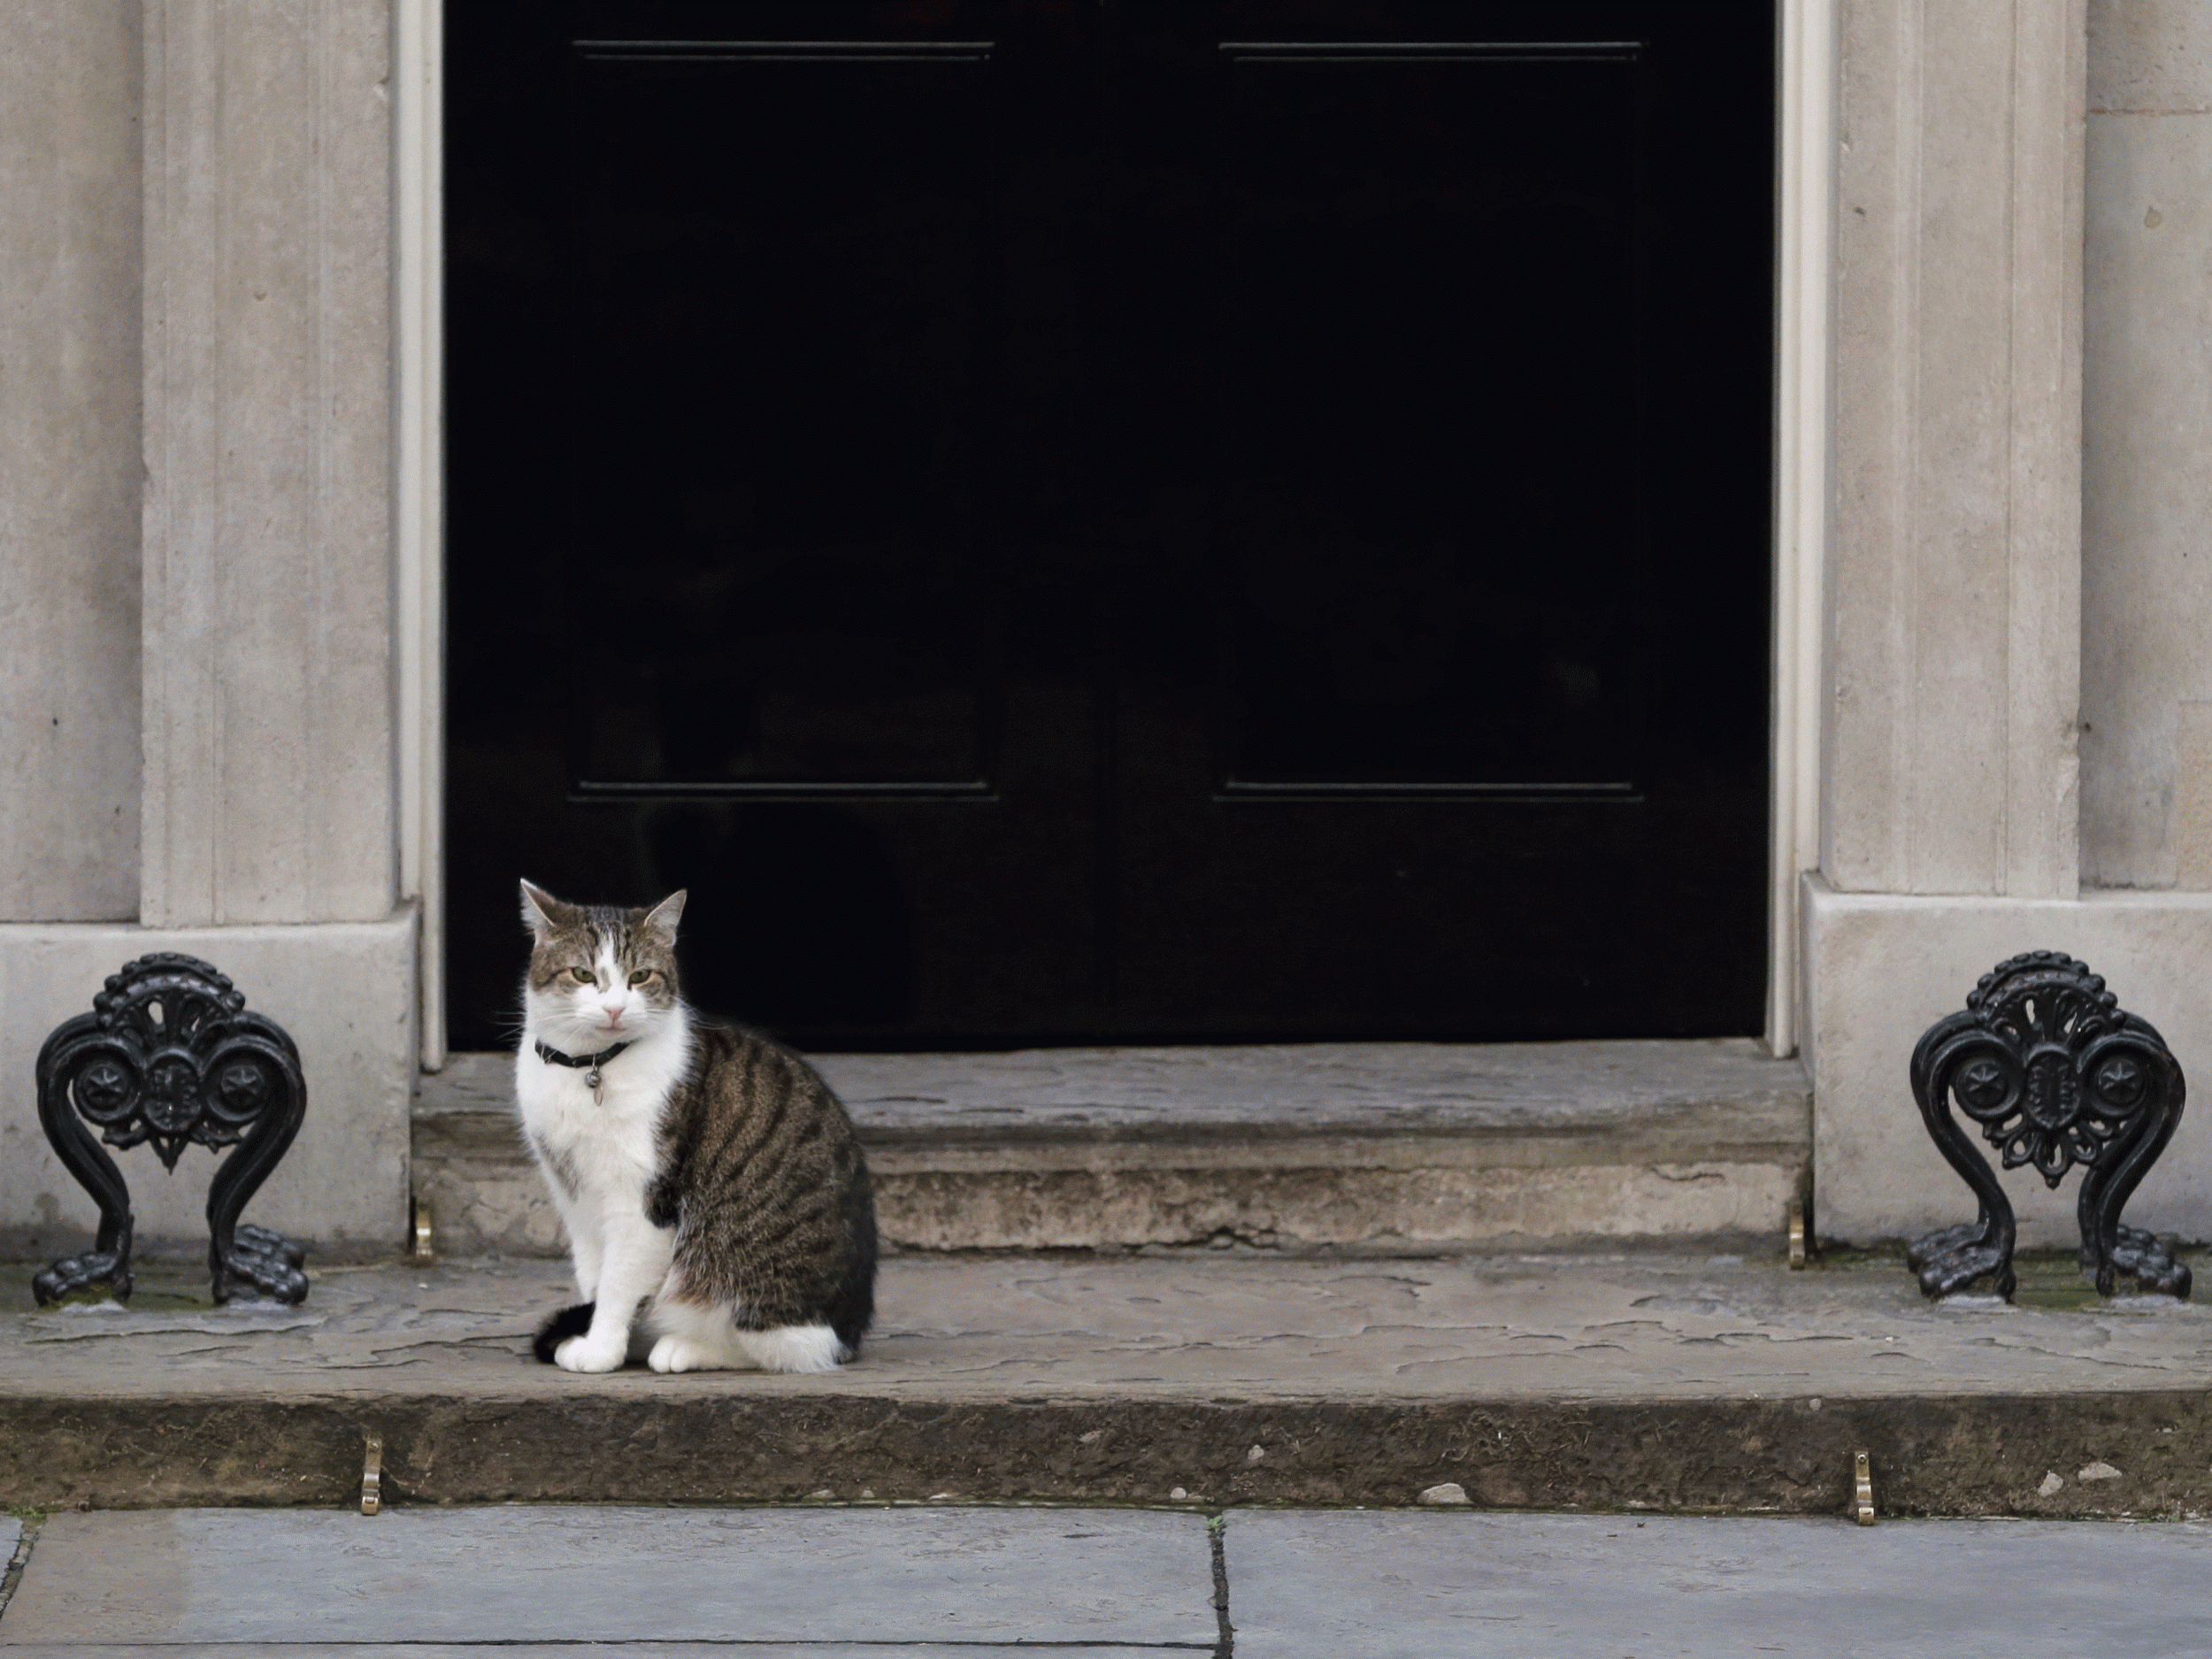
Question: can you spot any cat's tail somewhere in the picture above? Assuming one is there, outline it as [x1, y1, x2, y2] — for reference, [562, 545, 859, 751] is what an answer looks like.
[533, 1301, 595, 1363]
[826, 1170, 879, 1362]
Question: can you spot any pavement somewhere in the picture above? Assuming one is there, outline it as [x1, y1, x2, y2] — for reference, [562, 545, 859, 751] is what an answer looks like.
[6, 1247, 2212, 1515]
[8, 1502, 2212, 1656]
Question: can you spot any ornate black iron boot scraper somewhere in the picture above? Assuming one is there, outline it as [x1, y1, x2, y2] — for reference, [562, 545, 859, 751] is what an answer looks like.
[31, 954, 309, 1307]
[1906, 951, 2187, 1301]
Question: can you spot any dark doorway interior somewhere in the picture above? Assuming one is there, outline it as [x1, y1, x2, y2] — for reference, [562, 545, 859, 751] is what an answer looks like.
[446, 0, 1775, 1051]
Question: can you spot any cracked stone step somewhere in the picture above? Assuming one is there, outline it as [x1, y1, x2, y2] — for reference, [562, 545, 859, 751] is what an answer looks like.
[4, 1248, 2208, 1515]
[412, 1040, 1810, 1256]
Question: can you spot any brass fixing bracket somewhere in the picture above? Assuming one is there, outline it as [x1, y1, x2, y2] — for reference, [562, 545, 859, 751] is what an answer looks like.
[1787, 1202, 1808, 1269]
[1852, 1451, 1875, 1525]
[361, 1433, 384, 1516]
[412, 1198, 434, 1264]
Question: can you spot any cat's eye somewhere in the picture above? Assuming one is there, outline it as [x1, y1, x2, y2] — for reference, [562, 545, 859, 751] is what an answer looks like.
[568, 966, 595, 985]
[628, 970, 656, 987]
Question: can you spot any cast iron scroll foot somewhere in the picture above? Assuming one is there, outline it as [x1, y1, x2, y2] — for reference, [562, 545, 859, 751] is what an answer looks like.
[32, 954, 311, 1310]
[213, 1222, 309, 1305]
[1908, 951, 2187, 1304]
[2082, 1224, 2192, 1298]
[1903, 1220, 1985, 1272]
[31, 1249, 133, 1308]
[1907, 1225, 2016, 1301]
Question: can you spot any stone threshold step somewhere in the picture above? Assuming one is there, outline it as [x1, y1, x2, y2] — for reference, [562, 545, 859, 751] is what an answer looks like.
[4, 1249, 2208, 1517]
[414, 1040, 1810, 1256]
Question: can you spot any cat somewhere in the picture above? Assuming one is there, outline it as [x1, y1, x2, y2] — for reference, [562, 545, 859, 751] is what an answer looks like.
[513, 879, 877, 1374]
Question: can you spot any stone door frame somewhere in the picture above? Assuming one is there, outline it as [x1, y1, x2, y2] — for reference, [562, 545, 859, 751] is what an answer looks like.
[397, 0, 445, 1065]
[1770, 0, 1837, 1058]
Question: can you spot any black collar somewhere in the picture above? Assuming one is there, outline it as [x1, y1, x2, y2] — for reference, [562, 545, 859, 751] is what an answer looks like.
[534, 1038, 632, 1071]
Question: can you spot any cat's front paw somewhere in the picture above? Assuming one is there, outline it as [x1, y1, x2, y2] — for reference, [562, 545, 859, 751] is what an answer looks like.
[554, 1332, 628, 1373]
[648, 1333, 733, 1373]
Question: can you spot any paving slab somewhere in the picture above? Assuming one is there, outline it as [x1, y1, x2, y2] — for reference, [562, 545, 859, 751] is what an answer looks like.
[1224, 1509, 2212, 1657]
[4, 1250, 2211, 1513]
[0, 1508, 1217, 1647]
[0, 1650, 1161, 1658]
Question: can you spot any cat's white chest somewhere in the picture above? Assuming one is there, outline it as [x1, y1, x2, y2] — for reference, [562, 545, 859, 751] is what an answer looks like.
[514, 1025, 688, 1193]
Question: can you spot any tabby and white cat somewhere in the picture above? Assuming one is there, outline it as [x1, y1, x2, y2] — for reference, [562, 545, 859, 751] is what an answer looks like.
[514, 879, 876, 1373]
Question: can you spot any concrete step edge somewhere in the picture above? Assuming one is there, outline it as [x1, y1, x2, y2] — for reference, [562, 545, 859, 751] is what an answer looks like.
[2, 1387, 2198, 1519]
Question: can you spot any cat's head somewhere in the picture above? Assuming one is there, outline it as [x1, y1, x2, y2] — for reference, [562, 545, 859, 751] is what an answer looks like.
[518, 879, 687, 1049]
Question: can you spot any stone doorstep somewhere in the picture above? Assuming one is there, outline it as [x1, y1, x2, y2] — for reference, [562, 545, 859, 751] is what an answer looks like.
[414, 1039, 1811, 1256]
[4, 1248, 2210, 1518]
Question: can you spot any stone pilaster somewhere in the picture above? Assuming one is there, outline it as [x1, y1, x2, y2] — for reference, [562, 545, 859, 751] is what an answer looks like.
[2080, 2, 2212, 888]
[140, 0, 396, 926]
[0, 4, 142, 922]
[1825, 0, 2085, 900]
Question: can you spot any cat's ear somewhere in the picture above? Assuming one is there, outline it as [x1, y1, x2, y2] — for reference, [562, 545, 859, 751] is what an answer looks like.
[641, 888, 687, 945]
[519, 879, 572, 941]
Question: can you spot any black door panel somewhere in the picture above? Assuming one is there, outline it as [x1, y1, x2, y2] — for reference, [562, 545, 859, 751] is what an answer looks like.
[446, 0, 1772, 1049]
